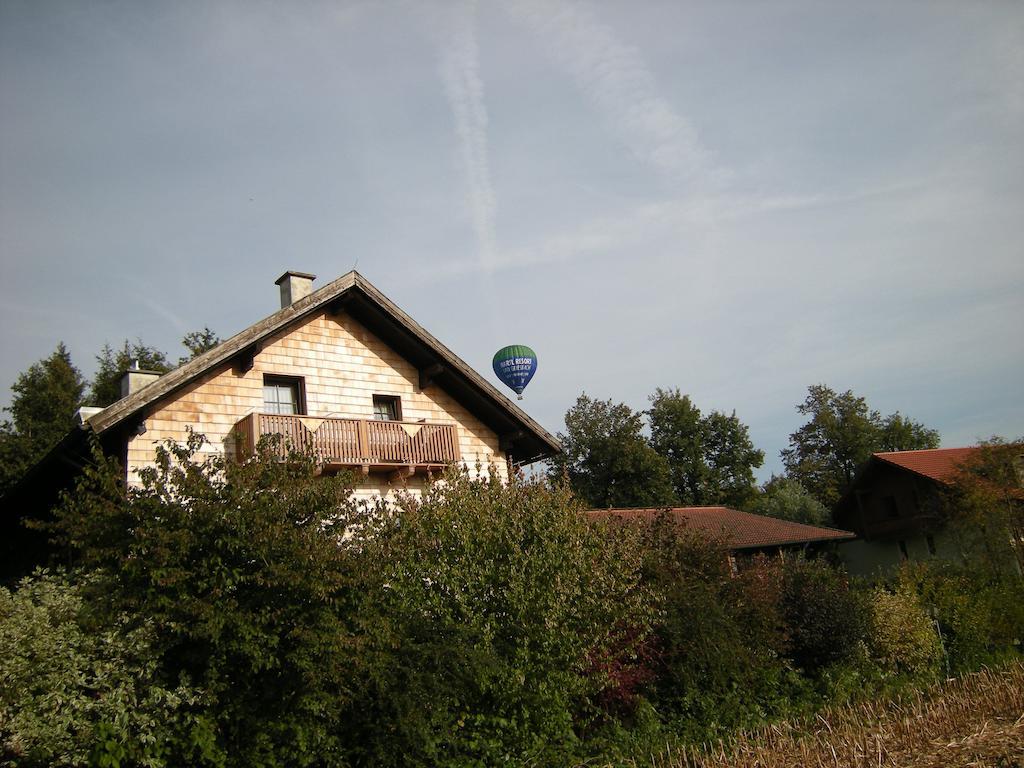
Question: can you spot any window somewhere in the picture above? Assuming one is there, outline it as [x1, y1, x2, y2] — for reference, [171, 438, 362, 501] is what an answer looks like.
[898, 540, 909, 560]
[372, 395, 401, 421]
[263, 375, 305, 415]
[926, 534, 937, 556]
[883, 496, 899, 519]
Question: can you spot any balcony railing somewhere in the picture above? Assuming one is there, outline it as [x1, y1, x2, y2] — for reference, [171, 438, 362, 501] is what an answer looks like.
[236, 412, 461, 474]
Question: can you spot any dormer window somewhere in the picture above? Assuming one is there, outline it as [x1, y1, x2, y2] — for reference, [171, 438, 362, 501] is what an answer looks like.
[373, 395, 401, 421]
[263, 375, 305, 415]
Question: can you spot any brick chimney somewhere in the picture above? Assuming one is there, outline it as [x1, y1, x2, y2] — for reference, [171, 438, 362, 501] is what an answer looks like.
[275, 271, 316, 308]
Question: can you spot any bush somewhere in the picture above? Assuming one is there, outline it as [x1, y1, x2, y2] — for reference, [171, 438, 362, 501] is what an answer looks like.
[341, 466, 651, 767]
[0, 570, 196, 768]
[780, 558, 870, 675]
[53, 433, 362, 767]
[628, 518, 804, 738]
[869, 587, 942, 679]
[897, 561, 1024, 672]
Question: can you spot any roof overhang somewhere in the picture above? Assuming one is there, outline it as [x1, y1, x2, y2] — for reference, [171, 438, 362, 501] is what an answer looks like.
[88, 271, 560, 464]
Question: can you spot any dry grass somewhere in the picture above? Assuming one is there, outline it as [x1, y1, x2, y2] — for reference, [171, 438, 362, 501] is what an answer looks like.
[629, 662, 1024, 768]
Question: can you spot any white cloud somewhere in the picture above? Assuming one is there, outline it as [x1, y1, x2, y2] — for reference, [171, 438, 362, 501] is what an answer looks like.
[504, 0, 717, 186]
[436, 0, 498, 272]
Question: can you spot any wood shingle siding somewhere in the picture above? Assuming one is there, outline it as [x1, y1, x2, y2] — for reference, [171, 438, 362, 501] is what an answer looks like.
[126, 311, 508, 498]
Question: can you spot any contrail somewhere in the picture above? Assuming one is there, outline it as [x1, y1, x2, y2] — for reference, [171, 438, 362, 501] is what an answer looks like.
[438, 0, 498, 273]
[505, 0, 715, 187]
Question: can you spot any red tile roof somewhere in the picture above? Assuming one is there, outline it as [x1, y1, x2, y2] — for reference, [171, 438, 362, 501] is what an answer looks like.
[873, 447, 979, 484]
[586, 506, 855, 550]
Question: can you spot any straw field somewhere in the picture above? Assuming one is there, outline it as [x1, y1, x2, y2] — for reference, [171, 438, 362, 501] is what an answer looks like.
[629, 662, 1024, 768]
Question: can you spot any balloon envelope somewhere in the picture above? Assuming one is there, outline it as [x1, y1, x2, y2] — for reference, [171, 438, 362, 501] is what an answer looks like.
[492, 345, 537, 397]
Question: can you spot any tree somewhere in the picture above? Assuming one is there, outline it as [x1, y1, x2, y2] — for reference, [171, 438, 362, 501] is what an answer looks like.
[648, 388, 764, 508]
[0, 343, 85, 493]
[747, 476, 829, 526]
[781, 385, 939, 509]
[879, 413, 942, 453]
[941, 438, 1024, 575]
[89, 340, 172, 407]
[179, 327, 222, 364]
[550, 394, 676, 509]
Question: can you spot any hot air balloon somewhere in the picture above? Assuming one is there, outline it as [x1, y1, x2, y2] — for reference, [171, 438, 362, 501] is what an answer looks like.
[492, 345, 537, 400]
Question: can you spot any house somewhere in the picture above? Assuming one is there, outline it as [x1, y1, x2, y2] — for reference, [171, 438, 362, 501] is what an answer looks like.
[833, 447, 1021, 576]
[586, 506, 855, 561]
[1, 270, 560, 579]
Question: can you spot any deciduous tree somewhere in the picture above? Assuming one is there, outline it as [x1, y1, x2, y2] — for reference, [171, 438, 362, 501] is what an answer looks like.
[550, 394, 676, 509]
[747, 476, 829, 526]
[648, 388, 764, 508]
[781, 385, 939, 509]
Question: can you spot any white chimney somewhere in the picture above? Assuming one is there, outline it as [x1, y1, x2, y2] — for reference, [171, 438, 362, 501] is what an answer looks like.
[120, 360, 162, 399]
[275, 271, 316, 308]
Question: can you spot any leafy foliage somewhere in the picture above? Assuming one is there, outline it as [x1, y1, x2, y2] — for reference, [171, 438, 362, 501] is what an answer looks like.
[0, 570, 197, 768]
[896, 561, 1024, 673]
[869, 587, 942, 679]
[780, 558, 870, 674]
[635, 517, 797, 734]
[940, 438, 1024, 575]
[90, 340, 172, 407]
[648, 388, 764, 508]
[748, 476, 829, 526]
[54, 432, 361, 767]
[550, 394, 676, 508]
[343, 467, 651, 766]
[0, 343, 85, 494]
[781, 385, 939, 509]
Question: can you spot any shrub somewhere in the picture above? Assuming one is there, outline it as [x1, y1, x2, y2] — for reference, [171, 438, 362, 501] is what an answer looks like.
[53, 433, 362, 767]
[869, 587, 942, 679]
[630, 517, 802, 737]
[0, 570, 196, 768]
[897, 561, 1024, 672]
[341, 466, 651, 767]
[780, 558, 870, 675]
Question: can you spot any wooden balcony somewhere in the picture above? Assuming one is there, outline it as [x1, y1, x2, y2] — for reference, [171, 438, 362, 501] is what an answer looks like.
[236, 412, 461, 476]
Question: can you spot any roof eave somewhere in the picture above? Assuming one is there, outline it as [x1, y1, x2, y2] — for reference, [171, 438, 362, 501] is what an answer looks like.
[87, 271, 560, 462]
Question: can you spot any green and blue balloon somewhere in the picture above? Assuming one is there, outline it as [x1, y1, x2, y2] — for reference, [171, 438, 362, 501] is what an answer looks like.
[492, 345, 537, 400]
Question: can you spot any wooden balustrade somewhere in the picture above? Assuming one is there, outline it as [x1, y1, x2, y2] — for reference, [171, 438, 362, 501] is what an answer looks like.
[236, 412, 461, 474]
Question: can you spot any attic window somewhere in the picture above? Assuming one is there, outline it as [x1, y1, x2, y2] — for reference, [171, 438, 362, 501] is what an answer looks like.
[263, 375, 305, 415]
[372, 395, 401, 421]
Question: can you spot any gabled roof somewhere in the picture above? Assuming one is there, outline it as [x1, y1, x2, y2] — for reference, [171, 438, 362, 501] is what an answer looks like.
[587, 506, 855, 550]
[872, 447, 979, 484]
[89, 270, 560, 464]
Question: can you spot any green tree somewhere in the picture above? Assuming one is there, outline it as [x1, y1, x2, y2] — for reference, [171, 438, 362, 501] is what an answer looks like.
[54, 433, 361, 767]
[0, 343, 85, 494]
[878, 412, 942, 453]
[550, 394, 676, 509]
[89, 340, 172, 407]
[748, 476, 829, 526]
[781, 385, 939, 509]
[179, 327, 222, 364]
[648, 388, 764, 508]
[941, 438, 1024, 575]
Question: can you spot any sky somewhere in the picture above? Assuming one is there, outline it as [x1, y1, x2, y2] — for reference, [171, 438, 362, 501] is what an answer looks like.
[1, 0, 1022, 479]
